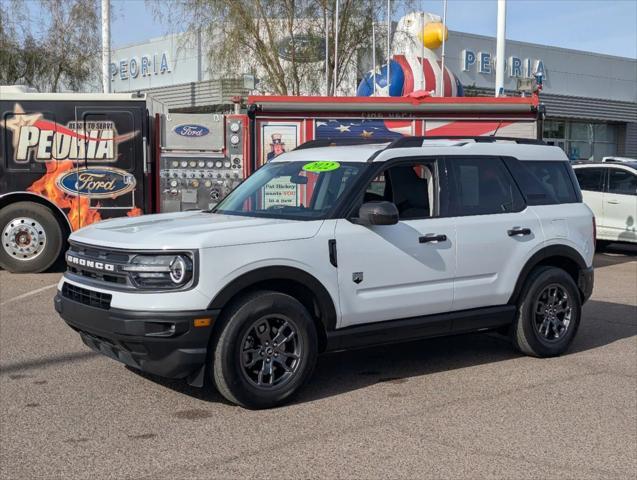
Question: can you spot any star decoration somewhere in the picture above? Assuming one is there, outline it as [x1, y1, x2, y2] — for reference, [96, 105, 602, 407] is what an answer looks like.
[360, 130, 374, 138]
[5, 103, 43, 159]
[336, 124, 351, 133]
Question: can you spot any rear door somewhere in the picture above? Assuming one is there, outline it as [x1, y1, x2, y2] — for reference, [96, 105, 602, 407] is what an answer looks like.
[445, 156, 544, 310]
[603, 167, 637, 242]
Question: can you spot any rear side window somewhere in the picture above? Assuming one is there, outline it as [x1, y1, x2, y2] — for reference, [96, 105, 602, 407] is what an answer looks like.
[574, 168, 605, 192]
[446, 157, 524, 216]
[505, 159, 579, 205]
[608, 168, 637, 196]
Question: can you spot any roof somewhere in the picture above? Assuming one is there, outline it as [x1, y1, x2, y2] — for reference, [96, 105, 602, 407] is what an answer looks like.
[273, 140, 569, 163]
[573, 161, 637, 170]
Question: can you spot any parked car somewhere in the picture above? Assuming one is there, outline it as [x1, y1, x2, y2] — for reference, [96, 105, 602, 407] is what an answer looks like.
[573, 161, 637, 244]
[602, 156, 636, 163]
[55, 137, 595, 409]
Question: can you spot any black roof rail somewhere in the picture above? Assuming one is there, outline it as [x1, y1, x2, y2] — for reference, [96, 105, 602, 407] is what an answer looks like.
[385, 136, 547, 150]
[294, 137, 393, 150]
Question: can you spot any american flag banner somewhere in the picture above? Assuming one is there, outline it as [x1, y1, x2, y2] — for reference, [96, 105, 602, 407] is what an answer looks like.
[315, 119, 414, 140]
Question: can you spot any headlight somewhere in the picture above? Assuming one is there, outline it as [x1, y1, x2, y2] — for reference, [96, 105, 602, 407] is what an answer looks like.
[122, 254, 194, 290]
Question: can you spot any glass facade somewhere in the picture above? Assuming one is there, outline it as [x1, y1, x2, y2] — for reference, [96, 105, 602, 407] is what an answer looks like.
[543, 120, 619, 161]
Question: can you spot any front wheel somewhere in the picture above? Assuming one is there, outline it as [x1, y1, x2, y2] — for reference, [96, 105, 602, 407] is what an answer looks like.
[512, 266, 582, 357]
[212, 291, 318, 409]
[0, 202, 64, 273]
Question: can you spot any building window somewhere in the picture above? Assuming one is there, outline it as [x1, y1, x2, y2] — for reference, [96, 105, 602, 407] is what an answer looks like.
[543, 120, 618, 162]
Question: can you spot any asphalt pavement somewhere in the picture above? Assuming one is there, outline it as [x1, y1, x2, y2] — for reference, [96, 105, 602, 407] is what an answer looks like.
[0, 245, 635, 479]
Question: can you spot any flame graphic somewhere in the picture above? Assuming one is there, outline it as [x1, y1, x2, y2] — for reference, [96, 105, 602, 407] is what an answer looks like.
[27, 160, 102, 230]
[127, 207, 142, 217]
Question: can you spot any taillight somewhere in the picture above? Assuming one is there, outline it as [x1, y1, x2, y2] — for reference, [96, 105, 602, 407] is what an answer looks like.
[592, 216, 597, 248]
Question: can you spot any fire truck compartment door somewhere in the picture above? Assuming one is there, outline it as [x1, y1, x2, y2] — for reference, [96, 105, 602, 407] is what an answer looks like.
[74, 107, 143, 220]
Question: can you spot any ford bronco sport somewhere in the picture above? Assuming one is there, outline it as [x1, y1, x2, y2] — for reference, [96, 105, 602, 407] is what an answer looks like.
[55, 137, 595, 409]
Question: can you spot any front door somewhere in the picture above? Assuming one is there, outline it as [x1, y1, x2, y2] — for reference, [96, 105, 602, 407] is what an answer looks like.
[335, 160, 456, 328]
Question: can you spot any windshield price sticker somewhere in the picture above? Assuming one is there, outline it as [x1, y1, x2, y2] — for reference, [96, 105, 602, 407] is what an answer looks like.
[302, 161, 340, 173]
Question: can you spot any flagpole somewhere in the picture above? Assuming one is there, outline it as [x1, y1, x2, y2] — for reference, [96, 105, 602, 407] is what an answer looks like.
[495, 0, 506, 96]
[386, 0, 391, 90]
[101, 0, 111, 94]
[372, 20, 377, 95]
[333, 0, 340, 96]
[420, 11, 425, 90]
[439, 0, 447, 96]
[325, 6, 329, 96]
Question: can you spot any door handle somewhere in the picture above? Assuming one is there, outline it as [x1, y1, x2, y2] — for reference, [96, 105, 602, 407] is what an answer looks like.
[607, 200, 620, 204]
[419, 234, 447, 243]
[508, 227, 532, 237]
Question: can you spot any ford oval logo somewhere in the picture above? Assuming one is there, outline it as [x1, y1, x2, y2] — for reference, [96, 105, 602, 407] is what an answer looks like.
[56, 167, 137, 199]
[173, 124, 210, 137]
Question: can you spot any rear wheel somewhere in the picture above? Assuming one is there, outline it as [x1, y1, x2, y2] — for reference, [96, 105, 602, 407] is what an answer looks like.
[0, 202, 64, 273]
[512, 266, 582, 357]
[212, 290, 318, 409]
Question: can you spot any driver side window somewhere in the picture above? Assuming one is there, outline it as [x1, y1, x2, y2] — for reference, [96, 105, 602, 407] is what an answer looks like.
[363, 162, 437, 220]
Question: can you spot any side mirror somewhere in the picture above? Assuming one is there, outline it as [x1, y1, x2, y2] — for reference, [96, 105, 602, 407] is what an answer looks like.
[357, 201, 399, 226]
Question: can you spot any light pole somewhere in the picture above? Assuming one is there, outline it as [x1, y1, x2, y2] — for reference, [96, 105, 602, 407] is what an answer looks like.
[101, 0, 111, 94]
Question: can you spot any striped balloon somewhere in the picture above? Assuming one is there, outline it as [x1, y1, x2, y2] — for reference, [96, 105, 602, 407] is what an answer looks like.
[393, 54, 463, 97]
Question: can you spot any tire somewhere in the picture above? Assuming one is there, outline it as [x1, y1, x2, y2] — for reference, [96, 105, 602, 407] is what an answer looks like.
[212, 290, 318, 409]
[0, 202, 64, 273]
[512, 266, 582, 357]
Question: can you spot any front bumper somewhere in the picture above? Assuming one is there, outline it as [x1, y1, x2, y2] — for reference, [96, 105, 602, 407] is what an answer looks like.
[54, 291, 219, 384]
[578, 266, 594, 303]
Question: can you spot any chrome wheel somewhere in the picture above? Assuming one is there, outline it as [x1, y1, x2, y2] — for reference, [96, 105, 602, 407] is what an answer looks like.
[533, 284, 572, 342]
[240, 315, 301, 389]
[2, 217, 47, 261]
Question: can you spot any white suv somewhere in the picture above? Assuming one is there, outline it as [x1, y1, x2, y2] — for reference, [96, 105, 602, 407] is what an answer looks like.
[573, 161, 637, 244]
[55, 137, 595, 409]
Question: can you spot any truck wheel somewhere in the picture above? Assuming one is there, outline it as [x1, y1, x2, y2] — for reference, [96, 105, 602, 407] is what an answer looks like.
[0, 202, 64, 273]
[212, 290, 318, 409]
[512, 266, 582, 357]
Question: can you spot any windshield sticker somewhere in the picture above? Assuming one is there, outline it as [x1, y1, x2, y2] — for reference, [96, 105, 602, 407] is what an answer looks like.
[302, 161, 340, 173]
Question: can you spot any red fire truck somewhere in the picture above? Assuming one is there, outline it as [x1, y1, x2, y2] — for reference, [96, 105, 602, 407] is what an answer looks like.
[0, 88, 543, 272]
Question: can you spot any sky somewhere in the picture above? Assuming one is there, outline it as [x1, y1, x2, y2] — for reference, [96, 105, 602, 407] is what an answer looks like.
[109, 0, 636, 57]
[13, 0, 637, 58]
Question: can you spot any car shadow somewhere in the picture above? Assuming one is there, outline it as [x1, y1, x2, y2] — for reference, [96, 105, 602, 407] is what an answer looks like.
[594, 243, 636, 268]
[130, 298, 636, 407]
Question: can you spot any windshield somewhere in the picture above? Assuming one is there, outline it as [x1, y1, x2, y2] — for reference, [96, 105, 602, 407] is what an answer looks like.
[214, 161, 367, 220]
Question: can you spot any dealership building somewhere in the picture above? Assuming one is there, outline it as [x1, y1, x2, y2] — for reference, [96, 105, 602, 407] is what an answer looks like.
[110, 29, 637, 160]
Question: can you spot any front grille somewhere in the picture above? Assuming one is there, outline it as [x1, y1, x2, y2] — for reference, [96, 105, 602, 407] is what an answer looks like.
[66, 242, 131, 287]
[62, 283, 112, 310]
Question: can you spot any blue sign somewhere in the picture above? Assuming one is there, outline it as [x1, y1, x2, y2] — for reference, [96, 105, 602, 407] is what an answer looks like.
[56, 167, 136, 199]
[173, 124, 210, 138]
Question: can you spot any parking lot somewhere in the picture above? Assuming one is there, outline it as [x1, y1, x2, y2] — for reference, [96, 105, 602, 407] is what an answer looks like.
[0, 246, 635, 479]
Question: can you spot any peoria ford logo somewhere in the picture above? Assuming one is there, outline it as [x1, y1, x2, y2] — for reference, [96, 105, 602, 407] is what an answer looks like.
[173, 124, 209, 137]
[56, 167, 136, 199]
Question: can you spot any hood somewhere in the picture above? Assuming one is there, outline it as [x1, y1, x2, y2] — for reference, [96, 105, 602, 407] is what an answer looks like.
[70, 211, 323, 250]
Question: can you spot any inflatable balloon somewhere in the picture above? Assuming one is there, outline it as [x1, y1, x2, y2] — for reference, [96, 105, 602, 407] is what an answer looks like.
[356, 59, 405, 97]
[357, 11, 463, 97]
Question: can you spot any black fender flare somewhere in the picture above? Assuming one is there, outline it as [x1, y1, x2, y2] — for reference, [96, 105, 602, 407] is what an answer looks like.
[208, 266, 338, 332]
[508, 244, 588, 305]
